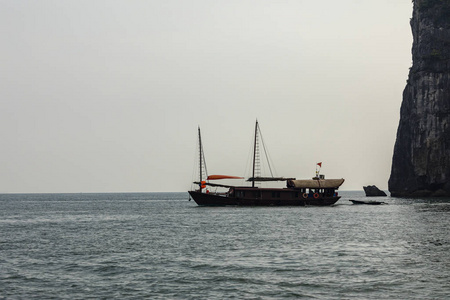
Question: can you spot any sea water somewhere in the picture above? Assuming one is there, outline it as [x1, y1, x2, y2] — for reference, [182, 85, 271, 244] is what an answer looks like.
[1, 191, 449, 299]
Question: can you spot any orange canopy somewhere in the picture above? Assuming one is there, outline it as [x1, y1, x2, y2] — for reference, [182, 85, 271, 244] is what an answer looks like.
[207, 175, 244, 180]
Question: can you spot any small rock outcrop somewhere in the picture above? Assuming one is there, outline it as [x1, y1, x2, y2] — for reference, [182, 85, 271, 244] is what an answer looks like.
[389, 0, 450, 197]
[363, 186, 387, 197]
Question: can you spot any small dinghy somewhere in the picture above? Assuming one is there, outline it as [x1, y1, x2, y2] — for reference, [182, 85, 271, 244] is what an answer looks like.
[349, 200, 386, 205]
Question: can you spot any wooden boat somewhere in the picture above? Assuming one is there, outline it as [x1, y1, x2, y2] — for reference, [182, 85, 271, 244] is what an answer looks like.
[188, 121, 345, 206]
[349, 200, 386, 205]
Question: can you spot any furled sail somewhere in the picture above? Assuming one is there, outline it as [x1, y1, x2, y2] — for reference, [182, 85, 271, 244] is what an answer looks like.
[207, 175, 244, 180]
[287, 179, 345, 189]
[247, 177, 295, 182]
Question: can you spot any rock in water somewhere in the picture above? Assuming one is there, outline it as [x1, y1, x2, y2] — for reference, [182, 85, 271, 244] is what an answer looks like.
[363, 186, 387, 197]
[389, 0, 450, 197]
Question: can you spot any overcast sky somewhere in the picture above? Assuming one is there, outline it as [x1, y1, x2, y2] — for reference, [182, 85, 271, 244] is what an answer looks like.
[1, 0, 413, 193]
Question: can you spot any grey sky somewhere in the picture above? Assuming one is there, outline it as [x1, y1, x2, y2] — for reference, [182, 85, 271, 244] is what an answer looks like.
[1, 1, 412, 193]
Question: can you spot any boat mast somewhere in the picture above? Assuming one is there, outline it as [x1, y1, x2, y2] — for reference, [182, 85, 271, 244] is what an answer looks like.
[198, 126, 203, 192]
[252, 120, 258, 187]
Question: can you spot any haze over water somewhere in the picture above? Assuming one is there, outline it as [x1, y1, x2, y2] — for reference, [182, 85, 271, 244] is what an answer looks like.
[1, 192, 449, 299]
[1, 1, 413, 193]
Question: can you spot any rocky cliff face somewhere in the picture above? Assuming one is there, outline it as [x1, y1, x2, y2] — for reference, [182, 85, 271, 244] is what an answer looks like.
[389, 0, 450, 197]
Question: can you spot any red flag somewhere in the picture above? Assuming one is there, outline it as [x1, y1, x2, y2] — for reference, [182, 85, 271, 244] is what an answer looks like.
[317, 162, 322, 167]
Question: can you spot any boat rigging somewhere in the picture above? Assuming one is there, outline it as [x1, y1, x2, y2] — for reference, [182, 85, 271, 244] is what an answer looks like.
[189, 120, 345, 206]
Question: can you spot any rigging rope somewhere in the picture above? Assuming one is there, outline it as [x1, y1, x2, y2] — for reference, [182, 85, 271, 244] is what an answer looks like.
[258, 122, 275, 178]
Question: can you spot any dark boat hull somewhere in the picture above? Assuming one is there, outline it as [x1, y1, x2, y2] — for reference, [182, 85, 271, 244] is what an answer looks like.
[189, 191, 340, 206]
[349, 200, 385, 205]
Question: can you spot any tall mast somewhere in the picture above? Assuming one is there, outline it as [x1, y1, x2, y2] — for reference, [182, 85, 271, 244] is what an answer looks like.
[252, 120, 258, 187]
[198, 126, 202, 191]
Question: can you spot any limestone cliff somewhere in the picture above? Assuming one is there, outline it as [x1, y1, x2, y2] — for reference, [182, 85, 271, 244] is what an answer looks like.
[389, 0, 450, 197]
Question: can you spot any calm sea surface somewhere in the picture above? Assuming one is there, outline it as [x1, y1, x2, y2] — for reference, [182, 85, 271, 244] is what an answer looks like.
[1, 191, 449, 299]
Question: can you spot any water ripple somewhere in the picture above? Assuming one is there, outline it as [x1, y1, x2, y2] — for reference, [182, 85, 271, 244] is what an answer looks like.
[1, 192, 449, 299]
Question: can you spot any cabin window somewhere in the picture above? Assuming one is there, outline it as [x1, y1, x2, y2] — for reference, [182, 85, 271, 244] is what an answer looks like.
[325, 189, 335, 197]
[237, 191, 246, 198]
